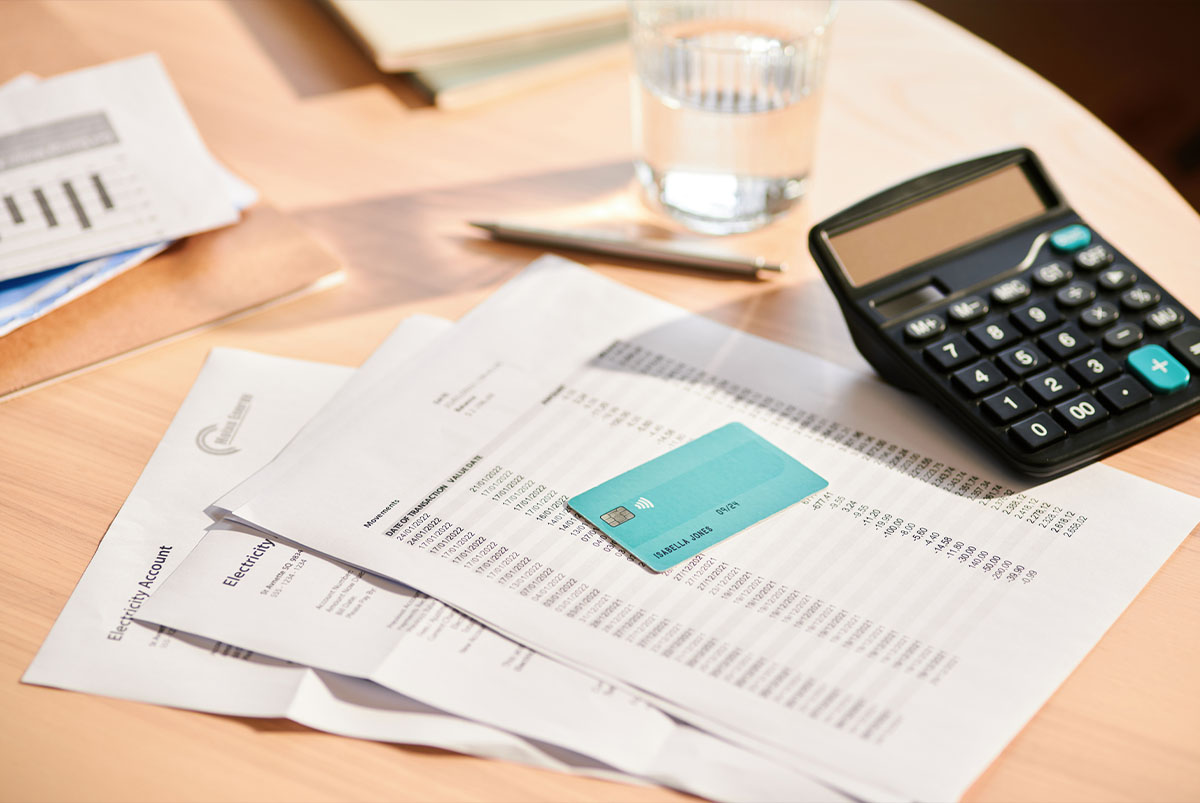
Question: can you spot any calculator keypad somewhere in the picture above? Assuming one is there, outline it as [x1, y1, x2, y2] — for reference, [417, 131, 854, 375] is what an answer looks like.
[887, 224, 1197, 461]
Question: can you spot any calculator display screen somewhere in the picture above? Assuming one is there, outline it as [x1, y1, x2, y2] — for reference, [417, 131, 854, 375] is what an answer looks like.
[828, 164, 1047, 287]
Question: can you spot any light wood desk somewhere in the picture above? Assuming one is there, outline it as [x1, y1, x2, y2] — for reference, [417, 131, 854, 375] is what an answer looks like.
[2, 2, 1198, 801]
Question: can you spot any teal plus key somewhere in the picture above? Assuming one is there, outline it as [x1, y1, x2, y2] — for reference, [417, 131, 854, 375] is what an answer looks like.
[1049, 224, 1092, 252]
[1128, 344, 1190, 393]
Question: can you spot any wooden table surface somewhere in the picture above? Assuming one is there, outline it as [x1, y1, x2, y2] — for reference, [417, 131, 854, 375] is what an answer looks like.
[2, 2, 1198, 801]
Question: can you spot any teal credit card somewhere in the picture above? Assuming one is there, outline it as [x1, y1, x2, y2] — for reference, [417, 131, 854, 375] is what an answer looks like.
[568, 423, 828, 572]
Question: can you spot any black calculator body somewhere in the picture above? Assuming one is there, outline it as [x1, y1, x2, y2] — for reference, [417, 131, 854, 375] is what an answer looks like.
[808, 147, 1200, 477]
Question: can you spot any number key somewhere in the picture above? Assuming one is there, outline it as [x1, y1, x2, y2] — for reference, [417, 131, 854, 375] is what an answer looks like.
[1052, 392, 1110, 432]
[952, 360, 1003, 397]
[1026, 367, 1080, 404]
[1066, 350, 1121, 386]
[1039, 324, 1092, 359]
[1011, 301, 1062, 333]
[967, 319, 1021, 352]
[924, 336, 978, 370]
[1010, 413, 1066, 451]
[997, 343, 1047, 378]
[981, 386, 1036, 423]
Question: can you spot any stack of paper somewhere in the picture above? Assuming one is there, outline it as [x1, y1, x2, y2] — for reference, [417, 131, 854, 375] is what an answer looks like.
[26, 257, 1200, 801]
[324, 0, 627, 110]
[0, 55, 251, 337]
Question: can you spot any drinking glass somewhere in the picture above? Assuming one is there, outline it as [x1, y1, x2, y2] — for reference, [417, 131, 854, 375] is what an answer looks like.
[629, 0, 836, 234]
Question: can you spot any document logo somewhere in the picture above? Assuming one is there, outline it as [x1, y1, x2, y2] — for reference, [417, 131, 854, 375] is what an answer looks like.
[196, 393, 253, 456]
[634, 497, 655, 510]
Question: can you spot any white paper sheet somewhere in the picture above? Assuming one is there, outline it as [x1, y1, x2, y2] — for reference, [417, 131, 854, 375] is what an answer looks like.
[0, 53, 239, 281]
[145, 520, 852, 803]
[21, 320, 619, 779]
[211, 257, 1200, 801]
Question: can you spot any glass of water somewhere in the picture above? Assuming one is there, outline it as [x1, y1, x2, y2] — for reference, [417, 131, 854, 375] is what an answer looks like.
[630, 0, 836, 234]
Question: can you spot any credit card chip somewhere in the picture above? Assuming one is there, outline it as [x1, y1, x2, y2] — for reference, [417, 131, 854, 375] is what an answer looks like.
[601, 506, 635, 527]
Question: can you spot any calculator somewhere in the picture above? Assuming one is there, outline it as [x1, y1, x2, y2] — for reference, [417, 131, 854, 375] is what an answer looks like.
[808, 147, 1200, 477]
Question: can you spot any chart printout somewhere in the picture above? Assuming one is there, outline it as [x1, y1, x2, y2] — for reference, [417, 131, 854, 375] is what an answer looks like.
[224, 258, 1200, 801]
[0, 54, 238, 281]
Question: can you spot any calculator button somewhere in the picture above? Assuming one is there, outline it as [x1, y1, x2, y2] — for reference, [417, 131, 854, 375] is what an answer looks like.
[1145, 305, 1183, 332]
[1097, 266, 1136, 291]
[952, 360, 1004, 397]
[990, 278, 1031, 305]
[1120, 284, 1160, 310]
[1103, 323, 1143, 350]
[1026, 368, 1080, 404]
[997, 344, 1047, 378]
[904, 314, 946, 341]
[1066, 350, 1121, 386]
[967, 319, 1021, 352]
[1074, 244, 1115, 270]
[981, 387, 1036, 423]
[1010, 413, 1067, 451]
[1097, 376, 1153, 412]
[1167, 328, 1200, 371]
[1031, 261, 1072, 287]
[1049, 224, 1092, 252]
[924, 336, 978, 370]
[947, 296, 989, 323]
[1010, 301, 1062, 333]
[1055, 281, 1096, 308]
[1079, 302, 1119, 328]
[1052, 393, 1110, 432]
[1039, 324, 1091, 359]
[1127, 344, 1190, 393]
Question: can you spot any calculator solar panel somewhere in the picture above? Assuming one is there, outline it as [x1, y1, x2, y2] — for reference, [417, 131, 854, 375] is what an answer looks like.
[809, 148, 1200, 477]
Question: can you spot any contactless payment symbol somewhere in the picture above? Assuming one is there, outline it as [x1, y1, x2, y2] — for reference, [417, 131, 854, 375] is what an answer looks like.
[634, 497, 655, 510]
